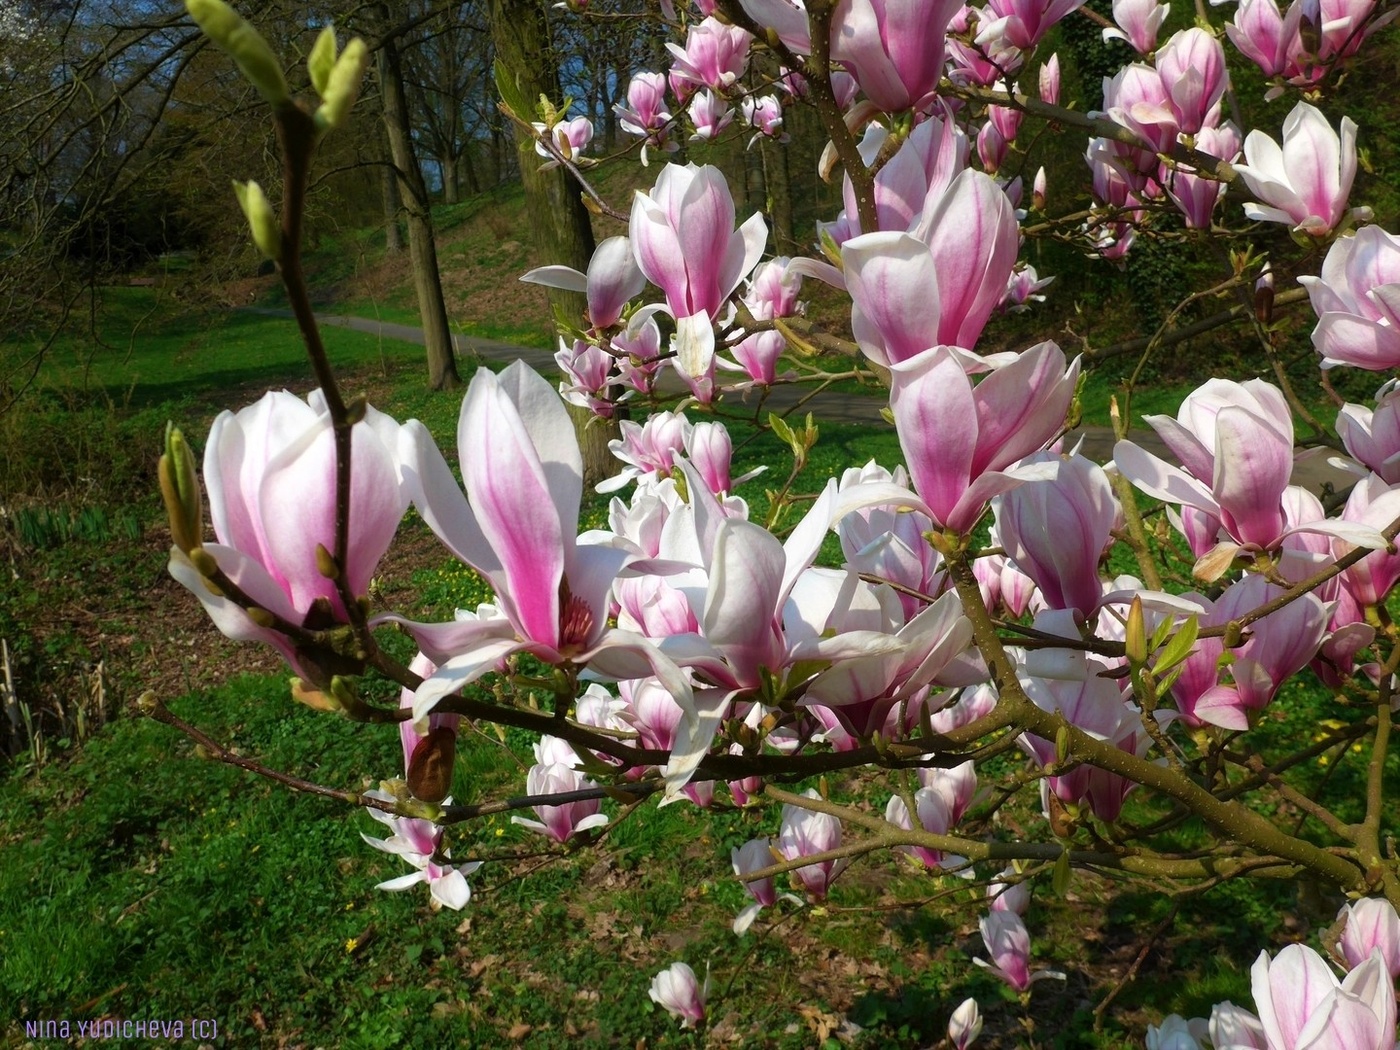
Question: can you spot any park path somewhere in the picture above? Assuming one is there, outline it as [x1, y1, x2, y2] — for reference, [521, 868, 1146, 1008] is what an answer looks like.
[245, 308, 1348, 491]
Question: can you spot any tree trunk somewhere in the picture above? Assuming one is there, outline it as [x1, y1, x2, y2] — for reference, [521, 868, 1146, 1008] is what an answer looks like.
[441, 153, 460, 204]
[381, 141, 404, 253]
[490, 0, 617, 488]
[375, 9, 461, 391]
[761, 135, 794, 253]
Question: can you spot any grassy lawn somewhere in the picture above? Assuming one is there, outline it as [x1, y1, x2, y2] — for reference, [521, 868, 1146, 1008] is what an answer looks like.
[0, 279, 1381, 1048]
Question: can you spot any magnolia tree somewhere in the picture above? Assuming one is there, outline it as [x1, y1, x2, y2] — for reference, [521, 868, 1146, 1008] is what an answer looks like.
[154, 0, 1400, 1042]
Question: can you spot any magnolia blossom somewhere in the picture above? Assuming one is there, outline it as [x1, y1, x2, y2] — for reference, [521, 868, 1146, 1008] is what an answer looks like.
[1167, 575, 1328, 730]
[890, 342, 1079, 533]
[843, 169, 1019, 364]
[1300, 225, 1400, 371]
[629, 163, 767, 383]
[1153, 28, 1228, 134]
[777, 790, 846, 899]
[1103, 0, 1170, 53]
[521, 235, 646, 331]
[532, 115, 592, 166]
[361, 791, 481, 911]
[981, 0, 1086, 50]
[170, 389, 409, 673]
[1336, 388, 1400, 482]
[976, 911, 1064, 991]
[687, 89, 733, 141]
[1233, 102, 1360, 235]
[1226, 0, 1304, 80]
[1252, 944, 1395, 1050]
[829, 0, 964, 114]
[649, 961, 708, 1028]
[1146, 1016, 1209, 1050]
[666, 16, 751, 91]
[1337, 898, 1400, 978]
[403, 362, 690, 725]
[948, 998, 983, 1050]
[1164, 122, 1241, 230]
[740, 93, 785, 142]
[510, 745, 610, 843]
[993, 453, 1120, 618]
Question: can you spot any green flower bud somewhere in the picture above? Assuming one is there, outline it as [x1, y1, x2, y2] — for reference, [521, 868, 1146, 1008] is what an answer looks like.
[232, 180, 281, 261]
[314, 37, 369, 132]
[185, 0, 289, 106]
[158, 422, 203, 553]
[308, 25, 337, 96]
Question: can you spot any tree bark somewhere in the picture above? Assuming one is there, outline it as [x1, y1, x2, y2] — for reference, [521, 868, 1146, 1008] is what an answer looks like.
[441, 152, 460, 204]
[375, 5, 461, 391]
[761, 135, 794, 253]
[490, 0, 617, 487]
[380, 137, 405, 254]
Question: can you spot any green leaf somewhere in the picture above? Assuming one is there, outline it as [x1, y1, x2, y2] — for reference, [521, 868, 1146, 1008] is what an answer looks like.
[1152, 614, 1199, 678]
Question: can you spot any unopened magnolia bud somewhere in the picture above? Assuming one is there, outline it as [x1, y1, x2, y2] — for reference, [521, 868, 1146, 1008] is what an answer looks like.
[1125, 596, 1147, 666]
[407, 726, 458, 803]
[1254, 264, 1275, 325]
[136, 691, 159, 716]
[396, 797, 446, 823]
[185, 0, 289, 106]
[189, 547, 221, 579]
[246, 606, 275, 629]
[307, 25, 337, 96]
[315, 542, 340, 581]
[158, 423, 202, 553]
[344, 394, 367, 425]
[232, 180, 281, 261]
[290, 677, 341, 712]
[315, 37, 369, 131]
[1032, 166, 1047, 212]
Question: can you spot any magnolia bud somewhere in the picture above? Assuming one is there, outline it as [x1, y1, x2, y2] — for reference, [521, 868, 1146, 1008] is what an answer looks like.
[158, 423, 202, 553]
[185, 0, 289, 106]
[315, 37, 369, 131]
[1125, 596, 1147, 666]
[307, 25, 337, 96]
[407, 726, 458, 803]
[232, 180, 281, 261]
[1254, 263, 1275, 325]
[290, 677, 341, 712]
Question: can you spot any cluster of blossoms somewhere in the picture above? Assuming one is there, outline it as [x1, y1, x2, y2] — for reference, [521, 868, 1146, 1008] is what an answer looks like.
[176, 0, 1400, 1041]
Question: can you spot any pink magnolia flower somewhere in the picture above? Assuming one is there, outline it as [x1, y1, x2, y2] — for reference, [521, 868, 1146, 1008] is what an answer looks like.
[889, 342, 1080, 533]
[988, 867, 1031, 914]
[1019, 671, 1149, 821]
[885, 786, 962, 870]
[1233, 102, 1360, 235]
[1040, 55, 1061, 103]
[1167, 575, 1328, 730]
[974, 549, 1038, 616]
[1226, 0, 1304, 80]
[1208, 1002, 1267, 1050]
[361, 791, 481, 910]
[511, 756, 609, 843]
[948, 4, 1026, 86]
[777, 790, 847, 899]
[555, 338, 616, 418]
[1252, 944, 1395, 1050]
[977, 121, 1008, 174]
[667, 16, 752, 92]
[1153, 28, 1228, 135]
[731, 837, 801, 933]
[823, 111, 969, 246]
[1338, 898, 1400, 979]
[1336, 389, 1400, 482]
[598, 409, 691, 492]
[629, 163, 767, 382]
[1336, 473, 1400, 607]
[616, 71, 670, 138]
[650, 961, 708, 1028]
[741, 93, 785, 141]
[521, 235, 646, 331]
[1300, 225, 1400, 371]
[1102, 0, 1170, 53]
[976, 911, 1065, 991]
[982, 0, 1086, 50]
[1164, 122, 1241, 230]
[403, 362, 690, 722]
[687, 89, 733, 142]
[532, 115, 592, 165]
[993, 453, 1120, 618]
[1103, 63, 1180, 164]
[949, 998, 983, 1050]
[842, 169, 1019, 364]
[800, 591, 974, 740]
[171, 389, 409, 671]
[829, 0, 965, 114]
